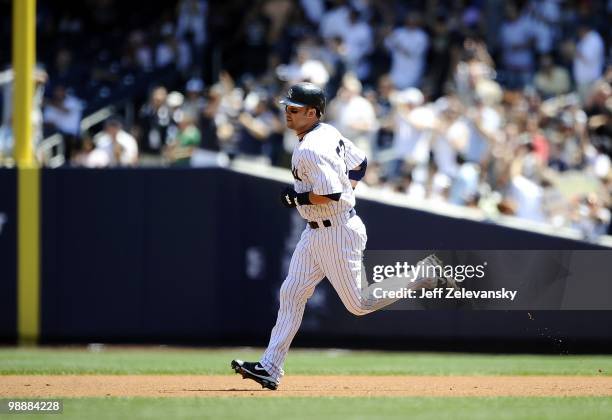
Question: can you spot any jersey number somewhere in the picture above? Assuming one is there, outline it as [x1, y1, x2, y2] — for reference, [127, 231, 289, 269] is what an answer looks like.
[335, 140, 345, 159]
[291, 167, 302, 181]
[336, 140, 348, 174]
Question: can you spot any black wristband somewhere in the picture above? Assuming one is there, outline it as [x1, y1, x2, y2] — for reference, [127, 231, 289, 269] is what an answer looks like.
[348, 157, 368, 181]
[296, 191, 312, 205]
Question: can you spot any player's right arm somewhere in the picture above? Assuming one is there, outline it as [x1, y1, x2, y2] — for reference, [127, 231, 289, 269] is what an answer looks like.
[309, 191, 341, 204]
[281, 146, 344, 208]
[280, 188, 341, 208]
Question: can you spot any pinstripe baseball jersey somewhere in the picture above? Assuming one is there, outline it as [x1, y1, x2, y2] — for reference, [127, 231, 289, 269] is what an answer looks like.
[258, 120, 441, 384]
[259, 121, 371, 381]
[291, 122, 366, 221]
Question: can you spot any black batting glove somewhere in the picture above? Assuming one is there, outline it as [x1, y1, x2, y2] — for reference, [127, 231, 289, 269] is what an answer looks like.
[281, 186, 298, 208]
[281, 186, 311, 208]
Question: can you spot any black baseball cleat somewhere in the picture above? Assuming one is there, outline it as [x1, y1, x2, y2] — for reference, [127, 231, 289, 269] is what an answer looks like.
[435, 274, 460, 291]
[231, 359, 279, 390]
[422, 254, 460, 291]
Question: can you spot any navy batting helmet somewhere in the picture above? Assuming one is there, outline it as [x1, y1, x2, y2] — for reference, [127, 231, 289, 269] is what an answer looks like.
[280, 82, 326, 116]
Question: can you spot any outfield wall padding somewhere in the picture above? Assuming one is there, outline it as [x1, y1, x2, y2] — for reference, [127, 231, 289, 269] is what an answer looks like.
[0, 169, 17, 342]
[2, 167, 611, 350]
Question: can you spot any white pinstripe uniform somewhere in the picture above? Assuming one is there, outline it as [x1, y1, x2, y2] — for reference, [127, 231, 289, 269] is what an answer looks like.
[260, 122, 435, 381]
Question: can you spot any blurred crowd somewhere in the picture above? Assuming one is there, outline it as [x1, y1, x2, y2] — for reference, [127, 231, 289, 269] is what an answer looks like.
[0, 0, 611, 239]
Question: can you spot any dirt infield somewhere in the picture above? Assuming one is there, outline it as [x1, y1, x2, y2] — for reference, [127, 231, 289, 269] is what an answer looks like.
[2, 375, 612, 397]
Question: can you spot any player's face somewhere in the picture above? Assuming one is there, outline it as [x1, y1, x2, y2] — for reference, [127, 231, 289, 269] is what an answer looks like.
[284, 105, 315, 131]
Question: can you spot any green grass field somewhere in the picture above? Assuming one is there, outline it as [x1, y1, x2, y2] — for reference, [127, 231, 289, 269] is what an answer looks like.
[1, 347, 611, 419]
[2, 347, 611, 376]
[4, 397, 611, 420]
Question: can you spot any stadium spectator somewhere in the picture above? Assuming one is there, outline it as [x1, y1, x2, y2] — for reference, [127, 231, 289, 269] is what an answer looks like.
[240, 7, 272, 78]
[261, 0, 293, 45]
[388, 87, 432, 179]
[165, 90, 186, 145]
[236, 91, 279, 164]
[319, 0, 351, 41]
[277, 46, 330, 87]
[2, 0, 609, 240]
[504, 142, 547, 223]
[431, 95, 469, 180]
[125, 30, 154, 72]
[572, 21, 605, 102]
[155, 23, 192, 73]
[176, 0, 208, 49]
[138, 86, 171, 155]
[198, 84, 222, 152]
[384, 12, 429, 89]
[163, 112, 201, 166]
[182, 78, 206, 118]
[534, 55, 571, 99]
[448, 153, 481, 207]
[0, 68, 47, 162]
[426, 12, 462, 99]
[499, 3, 536, 89]
[300, 0, 324, 25]
[43, 85, 83, 161]
[371, 74, 396, 157]
[327, 74, 378, 159]
[88, 118, 139, 167]
[463, 86, 502, 165]
[341, 9, 373, 80]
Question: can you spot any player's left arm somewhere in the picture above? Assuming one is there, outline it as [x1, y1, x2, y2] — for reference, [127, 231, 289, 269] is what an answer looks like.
[343, 137, 368, 188]
[348, 156, 367, 188]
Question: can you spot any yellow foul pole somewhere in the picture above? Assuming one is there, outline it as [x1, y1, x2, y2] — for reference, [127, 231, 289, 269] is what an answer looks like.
[13, 0, 40, 345]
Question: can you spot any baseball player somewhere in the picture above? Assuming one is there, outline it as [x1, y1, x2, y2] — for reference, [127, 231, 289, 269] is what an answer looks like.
[231, 82, 457, 390]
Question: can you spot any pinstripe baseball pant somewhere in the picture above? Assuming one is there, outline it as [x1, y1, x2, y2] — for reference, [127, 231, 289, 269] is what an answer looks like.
[260, 214, 434, 381]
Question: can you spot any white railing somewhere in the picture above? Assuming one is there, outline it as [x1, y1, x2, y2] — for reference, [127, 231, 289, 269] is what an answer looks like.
[37, 105, 116, 168]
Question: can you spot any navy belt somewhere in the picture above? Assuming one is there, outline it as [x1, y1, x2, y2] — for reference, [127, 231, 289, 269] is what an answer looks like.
[308, 209, 356, 229]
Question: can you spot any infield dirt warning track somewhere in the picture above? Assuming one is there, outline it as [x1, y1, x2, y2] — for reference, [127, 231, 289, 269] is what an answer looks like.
[2, 375, 612, 397]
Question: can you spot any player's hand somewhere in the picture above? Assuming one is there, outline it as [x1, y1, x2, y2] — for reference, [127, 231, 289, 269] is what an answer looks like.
[281, 186, 299, 208]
